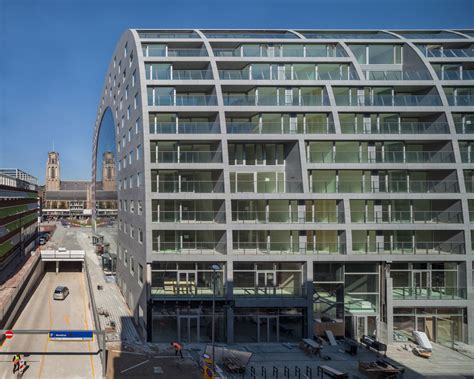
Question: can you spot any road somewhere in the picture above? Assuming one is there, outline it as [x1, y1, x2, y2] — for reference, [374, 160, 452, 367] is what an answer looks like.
[0, 224, 101, 378]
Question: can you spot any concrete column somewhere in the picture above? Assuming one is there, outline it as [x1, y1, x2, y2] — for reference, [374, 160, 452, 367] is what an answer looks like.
[386, 277, 394, 344]
[226, 260, 234, 343]
[306, 261, 314, 338]
[56, 261, 59, 274]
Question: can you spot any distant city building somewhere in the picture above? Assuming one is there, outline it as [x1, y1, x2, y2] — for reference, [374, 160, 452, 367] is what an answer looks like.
[43, 151, 117, 219]
[93, 29, 474, 347]
[0, 169, 39, 283]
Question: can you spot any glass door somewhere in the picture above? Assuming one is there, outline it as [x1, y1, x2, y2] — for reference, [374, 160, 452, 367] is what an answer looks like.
[178, 316, 199, 342]
[258, 316, 279, 342]
[413, 270, 429, 297]
[257, 271, 275, 295]
[178, 271, 197, 295]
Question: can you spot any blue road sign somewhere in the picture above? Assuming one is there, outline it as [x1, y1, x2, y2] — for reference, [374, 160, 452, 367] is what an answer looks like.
[49, 330, 93, 341]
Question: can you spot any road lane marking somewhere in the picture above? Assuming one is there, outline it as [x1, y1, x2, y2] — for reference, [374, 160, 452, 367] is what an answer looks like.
[64, 314, 70, 327]
[80, 272, 96, 379]
[38, 275, 53, 379]
[120, 359, 149, 374]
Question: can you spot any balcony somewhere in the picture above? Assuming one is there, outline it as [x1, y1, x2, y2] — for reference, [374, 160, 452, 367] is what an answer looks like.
[151, 171, 224, 193]
[149, 121, 219, 134]
[147, 69, 213, 80]
[139, 31, 199, 39]
[335, 94, 442, 107]
[232, 242, 346, 255]
[446, 95, 474, 106]
[223, 94, 330, 106]
[232, 210, 344, 224]
[307, 150, 454, 164]
[233, 286, 304, 298]
[230, 173, 303, 193]
[363, 70, 432, 81]
[226, 120, 335, 134]
[352, 210, 463, 224]
[148, 94, 218, 106]
[420, 47, 474, 58]
[392, 287, 466, 300]
[355, 241, 465, 255]
[219, 69, 357, 81]
[213, 45, 346, 58]
[150, 150, 222, 164]
[436, 70, 474, 81]
[340, 121, 449, 134]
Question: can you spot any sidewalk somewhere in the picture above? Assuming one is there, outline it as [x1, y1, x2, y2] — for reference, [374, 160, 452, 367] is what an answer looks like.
[76, 229, 141, 344]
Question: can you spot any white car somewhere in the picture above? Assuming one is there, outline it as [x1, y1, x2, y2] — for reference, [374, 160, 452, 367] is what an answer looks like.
[53, 286, 69, 300]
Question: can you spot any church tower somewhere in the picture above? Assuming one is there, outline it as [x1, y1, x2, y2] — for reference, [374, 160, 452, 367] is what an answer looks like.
[101, 151, 116, 191]
[45, 151, 60, 191]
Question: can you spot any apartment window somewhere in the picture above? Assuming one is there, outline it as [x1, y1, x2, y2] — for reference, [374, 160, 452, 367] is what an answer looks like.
[119, 200, 122, 211]
[130, 255, 135, 275]
[128, 128, 132, 142]
[113, 56, 116, 68]
[129, 151, 132, 164]
[138, 264, 144, 284]
[123, 200, 128, 211]
[126, 106, 130, 120]
[118, 219, 122, 230]
[118, 245, 122, 260]
[138, 200, 143, 215]
[121, 116, 125, 128]
[123, 222, 127, 233]
[122, 136, 126, 148]
[124, 42, 128, 57]
[135, 117, 140, 134]
[137, 172, 142, 187]
[130, 225, 135, 238]
[134, 94, 138, 109]
[123, 68, 127, 82]
[117, 142, 121, 154]
[138, 228, 143, 244]
[136, 145, 142, 160]
[113, 75, 116, 86]
[125, 85, 129, 100]
[129, 50, 134, 66]
[122, 158, 126, 169]
[123, 249, 128, 266]
[132, 70, 136, 86]
[120, 98, 123, 111]
[129, 176, 133, 188]
[123, 179, 127, 190]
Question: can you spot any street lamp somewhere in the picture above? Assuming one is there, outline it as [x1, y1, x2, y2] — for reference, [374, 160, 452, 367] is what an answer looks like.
[210, 263, 220, 377]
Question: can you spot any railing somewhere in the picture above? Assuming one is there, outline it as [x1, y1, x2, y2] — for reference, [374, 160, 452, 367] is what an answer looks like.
[151, 180, 224, 193]
[352, 210, 463, 224]
[436, 70, 474, 80]
[422, 48, 474, 58]
[219, 70, 358, 81]
[205, 32, 295, 39]
[226, 121, 335, 134]
[465, 181, 474, 193]
[353, 242, 465, 255]
[139, 32, 198, 39]
[230, 180, 303, 193]
[340, 121, 449, 134]
[364, 70, 432, 80]
[148, 94, 218, 106]
[307, 150, 455, 164]
[223, 94, 330, 106]
[311, 180, 460, 193]
[233, 286, 304, 298]
[446, 95, 474, 106]
[151, 286, 225, 297]
[150, 150, 222, 164]
[168, 48, 208, 56]
[393, 287, 466, 300]
[40, 250, 85, 260]
[460, 150, 474, 163]
[147, 70, 213, 80]
[232, 211, 344, 223]
[455, 122, 474, 134]
[152, 210, 225, 223]
[213, 47, 347, 58]
[335, 94, 442, 106]
[149, 121, 219, 134]
[232, 242, 346, 255]
[152, 242, 226, 254]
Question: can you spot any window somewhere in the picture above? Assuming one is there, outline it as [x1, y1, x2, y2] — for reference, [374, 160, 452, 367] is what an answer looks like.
[123, 200, 128, 211]
[123, 179, 127, 189]
[130, 255, 135, 275]
[138, 228, 143, 244]
[129, 176, 133, 188]
[128, 128, 132, 142]
[124, 42, 128, 57]
[134, 94, 138, 109]
[138, 264, 144, 284]
[121, 116, 125, 128]
[136, 145, 142, 160]
[130, 225, 135, 238]
[132, 70, 136, 86]
[122, 158, 126, 169]
[130, 200, 135, 213]
[125, 85, 129, 100]
[129, 50, 134, 66]
[124, 249, 128, 266]
[117, 142, 121, 154]
[118, 219, 122, 230]
[137, 172, 141, 187]
[120, 98, 123, 110]
[127, 106, 130, 120]
[138, 200, 143, 215]
[135, 117, 140, 134]
[129, 151, 132, 164]
[123, 222, 127, 233]
[122, 135, 126, 148]
[118, 245, 122, 260]
[118, 160, 121, 171]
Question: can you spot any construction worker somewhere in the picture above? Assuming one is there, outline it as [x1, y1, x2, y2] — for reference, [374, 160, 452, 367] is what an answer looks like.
[171, 341, 184, 358]
[12, 354, 21, 373]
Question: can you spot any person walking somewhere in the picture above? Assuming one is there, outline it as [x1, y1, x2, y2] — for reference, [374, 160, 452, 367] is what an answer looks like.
[12, 354, 21, 373]
[18, 357, 27, 375]
[171, 341, 184, 359]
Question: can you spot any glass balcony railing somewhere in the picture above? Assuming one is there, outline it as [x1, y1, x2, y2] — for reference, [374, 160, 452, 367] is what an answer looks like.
[352, 210, 463, 224]
[213, 47, 347, 58]
[151, 150, 222, 164]
[335, 94, 442, 106]
[311, 180, 459, 193]
[148, 70, 213, 80]
[233, 286, 304, 298]
[455, 122, 474, 134]
[205, 32, 296, 39]
[151, 180, 224, 193]
[422, 48, 474, 58]
[168, 48, 208, 56]
[354, 242, 465, 255]
[230, 180, 303, 193]
[223, 94, 329, 106]
[152, 242, 226, 254]
[232, 211, 344, 223]
[436, 70, 474, 80]
[226, 121, 335, 134]
[446, 95, 474, 106]
[364, 70, 432, 80]
[151, 285, 225, 297]
[341, 121, 449, 134]
[148, 94, 218, 106]
[139, 31, 199, 39]
[152, 211, 225, 223]
[219, 70, 358, 81]
[149, 121, 219, 134]
[392, 287, 466, 300]
[307, 150, 455, 164]
[232, 242, 346, 255]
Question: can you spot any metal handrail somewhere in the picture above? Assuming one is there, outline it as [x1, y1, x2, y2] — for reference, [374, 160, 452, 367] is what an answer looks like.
[392, 286, 466, 300]
[334, 94, 443, 106]
[340, 121, 449, 134]
[149, 121, 218, 134]
[150, 180, 225, 193]
[148, 94, 218, 106]
[354, 241, 465, 255]
[223, 94, 330, 106]
[352, 210, 463, 224]
[150, 150, 222, 164]
[232, 210, 344, 223]
[226, 121, 335, 134]
[310, 180, 460, 193]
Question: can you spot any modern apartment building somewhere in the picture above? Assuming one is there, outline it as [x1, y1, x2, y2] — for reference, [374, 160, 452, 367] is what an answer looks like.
[0, 169, 39, 283]
[92, 29, 474, 348]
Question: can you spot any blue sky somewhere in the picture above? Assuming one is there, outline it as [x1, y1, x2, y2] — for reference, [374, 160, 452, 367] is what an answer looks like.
[0, 0, 473, 183]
